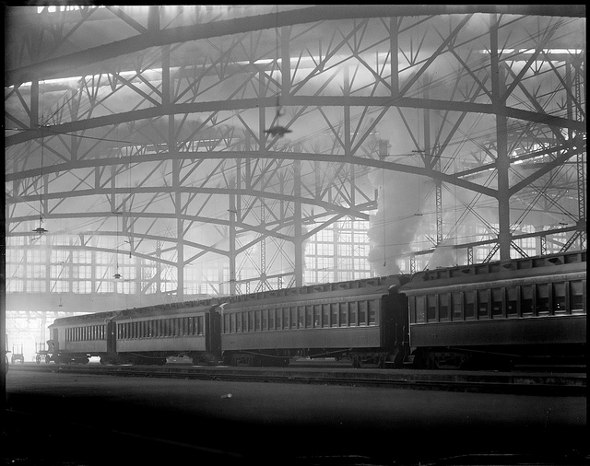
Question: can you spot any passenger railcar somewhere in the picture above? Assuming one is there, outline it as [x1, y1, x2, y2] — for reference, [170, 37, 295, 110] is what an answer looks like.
[46, 300, 220, 365]
[403, 251, 586, 369]
[219, 275, 409, 367]
[44, 250, 585, 371]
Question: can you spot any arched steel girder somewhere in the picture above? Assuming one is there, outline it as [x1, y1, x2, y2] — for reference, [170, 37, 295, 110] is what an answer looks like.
[6, 96, 585, 147]
[4, 150, 514, 199]
[9, 186, 374, 224]
[15, 242, 180, 269]
[7, 4, 585, 87]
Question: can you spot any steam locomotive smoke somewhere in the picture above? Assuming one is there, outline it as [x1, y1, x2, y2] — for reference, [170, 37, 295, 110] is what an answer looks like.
[367, 171, 429, 275]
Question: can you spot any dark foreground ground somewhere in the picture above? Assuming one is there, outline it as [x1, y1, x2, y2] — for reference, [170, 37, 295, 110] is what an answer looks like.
[2, 370, 588, 465]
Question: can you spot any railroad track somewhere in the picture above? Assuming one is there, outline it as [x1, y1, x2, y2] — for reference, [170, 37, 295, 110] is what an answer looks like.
[9, 363, 586, 396]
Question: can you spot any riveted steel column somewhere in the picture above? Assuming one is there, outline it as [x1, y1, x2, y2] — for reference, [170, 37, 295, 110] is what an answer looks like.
[294, 160, 303, 287]
[30, 80, 39, 128]
[567, 58, 586, 250]
[281, 26, 291, 103]
[164, 44, 183, 300]
[390, 18, 399, 98]
[491, 16, 511, 260]
[344, 66, 351, 156]
[229, 180, 237, 296]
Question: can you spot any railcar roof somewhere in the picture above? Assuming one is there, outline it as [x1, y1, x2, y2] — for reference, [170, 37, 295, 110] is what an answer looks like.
[49, 297, 221, 326]
[402, 250, 586, 291]
[222, 274, 408, 308]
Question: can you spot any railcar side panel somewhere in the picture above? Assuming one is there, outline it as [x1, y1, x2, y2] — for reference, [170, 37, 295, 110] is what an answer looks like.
[222, 326, 381, 351]
[116, 336, 207, 353]
[410, 314, 586, 347]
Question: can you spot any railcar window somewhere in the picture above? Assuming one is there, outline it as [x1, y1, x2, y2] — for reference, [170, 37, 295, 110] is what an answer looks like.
[416, 295, 426, 323]
[331, 303, 339, 327]
[349, 301, 358, 326]
[283, 308, 289, 329]
[339, 302, 348, 327]
[409, 297, 416, 323]
[290, 307, 297, 329]
[439, 293, 449, 321]
[521, 285, 534, 315]
[536, 284, 550, 315]
[274, 309, 280, 330]
[297, 307, 304, 328]
[553, 283, 566, 314]
[249, 311, 255, 332]
[150, 320, 156, 337]
[256, 310, 262, 331]
[359, 301, 367, 325]
[451, 292, 462, 320]
[313, 305, 321, 327]
[368, 300, 377, 325]
[427, 295, 437, 322]
[322, 304, 330, 327]
[303, 306, 311, 328]
[478, 289, 490, 319]
[224, 314, 230, 333]
[570, 281, 584, 313]
[464, 291, 475, 319]
[197, 316, 204, 335]
[492, 288, 504, 317]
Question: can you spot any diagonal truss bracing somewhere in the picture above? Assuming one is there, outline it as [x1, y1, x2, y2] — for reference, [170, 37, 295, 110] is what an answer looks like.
[4, 6, 586, 298]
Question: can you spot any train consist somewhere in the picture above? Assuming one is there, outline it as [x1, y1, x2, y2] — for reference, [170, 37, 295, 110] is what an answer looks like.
[43, 250, 586, 370]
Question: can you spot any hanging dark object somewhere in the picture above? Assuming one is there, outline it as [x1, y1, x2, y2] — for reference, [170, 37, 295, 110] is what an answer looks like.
[264, 124, 292, 137]
[265, 101, 292, 137]
[264, 11, 293, 140]
[113, 210, 122, 279]
[32, 215, 48, 235]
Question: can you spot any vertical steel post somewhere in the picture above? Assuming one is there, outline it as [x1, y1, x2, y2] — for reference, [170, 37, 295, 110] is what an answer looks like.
[490, 16, 511, 260]
[294, 160, 303, 287]
[229, 181, 237, 296]
[390, 18, 399, 99]
[164, 44, 183, 301]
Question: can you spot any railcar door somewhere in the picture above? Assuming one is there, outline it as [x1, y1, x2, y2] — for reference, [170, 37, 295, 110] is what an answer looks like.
[205, 307, 222, 359]
[106, 320, 117, 355]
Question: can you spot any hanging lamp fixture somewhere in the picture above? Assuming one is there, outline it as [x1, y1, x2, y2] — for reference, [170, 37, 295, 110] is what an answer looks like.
[114, 211, 122, 279]
[33, 127, 49, 235]
[264, 5, 292, 138]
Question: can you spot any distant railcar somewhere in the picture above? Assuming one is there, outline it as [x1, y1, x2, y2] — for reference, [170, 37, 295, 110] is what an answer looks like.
[403, 251, 586, 369]
[46, 301, 220, 365]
